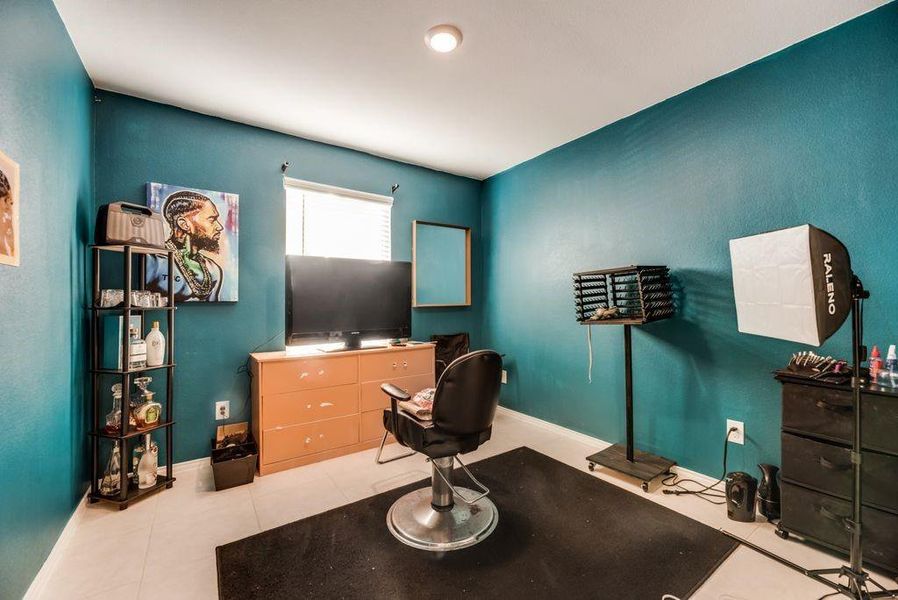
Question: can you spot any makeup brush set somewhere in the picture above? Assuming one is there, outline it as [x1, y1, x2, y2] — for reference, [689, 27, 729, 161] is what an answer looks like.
[782, 351, 851, 383]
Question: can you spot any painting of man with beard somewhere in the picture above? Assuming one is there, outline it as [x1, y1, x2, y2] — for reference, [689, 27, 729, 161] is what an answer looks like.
[146, 184, 239, 302]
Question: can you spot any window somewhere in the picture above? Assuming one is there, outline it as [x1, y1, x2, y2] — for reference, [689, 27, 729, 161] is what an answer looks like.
[284, 178, 392, 260]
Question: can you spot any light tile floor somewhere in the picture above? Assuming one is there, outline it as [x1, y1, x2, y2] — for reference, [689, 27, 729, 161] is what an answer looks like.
[34, 410, 896, 600]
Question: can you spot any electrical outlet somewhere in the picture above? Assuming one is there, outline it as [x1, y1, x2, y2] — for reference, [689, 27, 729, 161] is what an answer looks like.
[726, 419, 744, 445]
[216, 401, 230, 421]
[501, 369, 508, 384]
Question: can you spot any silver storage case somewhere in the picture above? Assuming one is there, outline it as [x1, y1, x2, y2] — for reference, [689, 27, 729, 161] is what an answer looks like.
[95, 202, 166, 248]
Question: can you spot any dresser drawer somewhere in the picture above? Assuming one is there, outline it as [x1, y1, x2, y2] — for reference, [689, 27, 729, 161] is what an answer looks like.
[361, 409, 388, 442]
[781, 383, 898, 454]
[781, 482, 898, 572]
[262, 415, 360, 464]
[360, 373, 434, 412]
[262, 384, 359, 430]
[359, 348, 433, 382]
[781, 433, 898, 513]
[261, 356, 357, 395]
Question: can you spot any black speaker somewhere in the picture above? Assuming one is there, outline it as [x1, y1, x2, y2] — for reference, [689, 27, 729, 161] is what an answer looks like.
[725, 471, 758, 522]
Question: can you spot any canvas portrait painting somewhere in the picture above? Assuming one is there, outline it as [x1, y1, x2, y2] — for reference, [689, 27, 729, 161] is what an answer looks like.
[145, 182, 239, 302]
[0, 149, 20, 267]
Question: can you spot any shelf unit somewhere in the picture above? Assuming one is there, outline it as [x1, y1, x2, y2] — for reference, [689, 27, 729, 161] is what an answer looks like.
[574, 265, 677, 491]
[88, 244, 176, 509]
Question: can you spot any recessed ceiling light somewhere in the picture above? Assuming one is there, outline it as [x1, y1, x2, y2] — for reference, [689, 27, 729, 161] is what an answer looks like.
[425, 24, 462, 53]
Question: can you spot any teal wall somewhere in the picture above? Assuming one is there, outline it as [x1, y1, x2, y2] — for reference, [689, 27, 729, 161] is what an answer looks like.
[0, 1, 94, 598]
[94, 91, 482, 462]
[481, 4, 898, 478]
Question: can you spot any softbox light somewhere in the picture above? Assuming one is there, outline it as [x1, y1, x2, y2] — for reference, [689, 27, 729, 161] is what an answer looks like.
[729, 224, 852, 346]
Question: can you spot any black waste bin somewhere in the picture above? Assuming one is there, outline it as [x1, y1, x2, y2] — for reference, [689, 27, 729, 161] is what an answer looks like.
[211, 433, 258, 491]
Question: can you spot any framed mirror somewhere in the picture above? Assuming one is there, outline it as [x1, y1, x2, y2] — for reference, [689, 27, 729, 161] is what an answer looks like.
[412, 220, 471, 307]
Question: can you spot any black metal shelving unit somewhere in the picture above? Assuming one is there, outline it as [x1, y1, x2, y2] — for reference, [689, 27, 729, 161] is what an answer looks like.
[573, 265, 676, 492]
[88, 245, 176, 509]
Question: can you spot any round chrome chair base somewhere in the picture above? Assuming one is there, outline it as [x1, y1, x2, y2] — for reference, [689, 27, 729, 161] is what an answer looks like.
[386, 487, 498, 551]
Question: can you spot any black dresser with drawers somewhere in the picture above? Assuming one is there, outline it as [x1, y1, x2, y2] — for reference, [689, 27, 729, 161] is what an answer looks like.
[776, 374, 898, 574]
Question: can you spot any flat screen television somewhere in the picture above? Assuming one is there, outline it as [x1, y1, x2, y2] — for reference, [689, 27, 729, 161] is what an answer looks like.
[286, 255, 412, 349]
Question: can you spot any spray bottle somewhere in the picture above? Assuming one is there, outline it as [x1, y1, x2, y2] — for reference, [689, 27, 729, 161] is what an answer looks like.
[869, 346, 883, 383]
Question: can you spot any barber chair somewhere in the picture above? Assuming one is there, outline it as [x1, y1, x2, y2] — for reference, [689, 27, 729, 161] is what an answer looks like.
[375, 350, 502, 551]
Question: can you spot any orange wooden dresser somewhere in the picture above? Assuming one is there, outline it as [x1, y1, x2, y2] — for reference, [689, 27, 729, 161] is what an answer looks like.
[250, 344, 435, 475]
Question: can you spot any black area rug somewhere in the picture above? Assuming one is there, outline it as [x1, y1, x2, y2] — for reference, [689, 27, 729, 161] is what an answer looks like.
[217, 447, 736, 600]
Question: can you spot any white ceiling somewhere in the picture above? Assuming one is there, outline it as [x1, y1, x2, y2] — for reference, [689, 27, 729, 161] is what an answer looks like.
[54, 0, 887, 180]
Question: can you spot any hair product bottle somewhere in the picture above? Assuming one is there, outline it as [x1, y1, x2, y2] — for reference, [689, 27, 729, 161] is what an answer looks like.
[145, 321, 166, 367]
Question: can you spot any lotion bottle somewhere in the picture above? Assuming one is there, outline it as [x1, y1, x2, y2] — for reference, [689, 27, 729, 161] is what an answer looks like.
[145, 321, 166, 367]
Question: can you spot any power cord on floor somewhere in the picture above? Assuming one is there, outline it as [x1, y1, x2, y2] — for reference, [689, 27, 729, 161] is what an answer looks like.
[660, 427, 738, 505]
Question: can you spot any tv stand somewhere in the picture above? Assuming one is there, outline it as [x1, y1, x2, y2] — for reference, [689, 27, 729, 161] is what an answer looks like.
[250, 343, 435, 475]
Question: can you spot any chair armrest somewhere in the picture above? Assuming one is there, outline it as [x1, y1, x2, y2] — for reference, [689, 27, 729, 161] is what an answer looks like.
[380, 383, 411, 401]
[381, 383, 411, 447]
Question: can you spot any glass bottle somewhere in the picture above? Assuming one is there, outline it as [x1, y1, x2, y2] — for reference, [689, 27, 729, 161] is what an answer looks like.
[132, 438, 146, 486]
[99, 441, 122, 496]
[105, 383, 123, 434]
[132, 377, 162, 429]
[137, 434, 158, 489]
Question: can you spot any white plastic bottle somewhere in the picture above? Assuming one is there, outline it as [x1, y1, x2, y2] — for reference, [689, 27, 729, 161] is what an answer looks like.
[145, 321, 166, 367]
[137, 434, 158, 489]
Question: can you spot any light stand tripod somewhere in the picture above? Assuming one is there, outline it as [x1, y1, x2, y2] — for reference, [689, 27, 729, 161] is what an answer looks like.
[726, 277, 897, 599]
[803, 277, 896, 599]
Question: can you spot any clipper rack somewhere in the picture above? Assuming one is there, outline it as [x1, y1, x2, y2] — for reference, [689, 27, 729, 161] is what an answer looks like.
[573, 265, 676, 491]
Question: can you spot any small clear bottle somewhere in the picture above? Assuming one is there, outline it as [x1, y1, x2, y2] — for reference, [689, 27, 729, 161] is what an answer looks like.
[105, 383, 123, 433]
[99, 442, 122, 496]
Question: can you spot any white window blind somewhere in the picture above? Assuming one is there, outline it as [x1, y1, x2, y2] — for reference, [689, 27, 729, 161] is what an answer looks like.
[285, 178, 392, 260]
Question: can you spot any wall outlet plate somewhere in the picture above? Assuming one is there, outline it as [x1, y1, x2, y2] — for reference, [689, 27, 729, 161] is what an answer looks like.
[216, 400, 230, 421]
[726, 419, 745, 445]
[501, 369, 508, 384]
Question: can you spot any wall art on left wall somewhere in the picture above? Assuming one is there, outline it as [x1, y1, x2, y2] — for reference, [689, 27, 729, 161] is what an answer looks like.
[0, 149, 20, 267]
[145, 182, 239, 302]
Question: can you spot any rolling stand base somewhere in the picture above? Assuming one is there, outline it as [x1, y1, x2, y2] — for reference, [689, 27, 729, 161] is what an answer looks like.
[722, 531, 898, 600]
[586, 443, 676, 492]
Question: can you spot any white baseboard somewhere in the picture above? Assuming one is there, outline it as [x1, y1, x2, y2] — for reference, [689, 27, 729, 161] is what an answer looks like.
[495, 405, 719, 487]
[24, 455, 210, 599]
[23, 489, 89, 600]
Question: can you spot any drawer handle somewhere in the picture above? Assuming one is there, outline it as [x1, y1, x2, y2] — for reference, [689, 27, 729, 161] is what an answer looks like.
[392, 362, 398, 368]
[402, 361, 408, 368]
[818, 456, 851, 471]
[318, 369, 325, 376]
[299, 372, 309, 379]
[320, 402, 334, 408]
[814, 504, 849, 525]
[815, 399, 853, 413]
[305, 436, 312, 444]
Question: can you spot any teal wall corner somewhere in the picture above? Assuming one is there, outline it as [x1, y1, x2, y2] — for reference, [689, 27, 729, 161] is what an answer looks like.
[480, 3, 898, 478]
